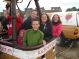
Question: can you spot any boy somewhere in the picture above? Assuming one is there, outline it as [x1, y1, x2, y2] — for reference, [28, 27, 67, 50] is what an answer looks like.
[23, 18, 45, 47]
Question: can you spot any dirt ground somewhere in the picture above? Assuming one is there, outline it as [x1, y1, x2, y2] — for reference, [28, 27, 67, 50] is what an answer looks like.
[56, 41, 79, 59]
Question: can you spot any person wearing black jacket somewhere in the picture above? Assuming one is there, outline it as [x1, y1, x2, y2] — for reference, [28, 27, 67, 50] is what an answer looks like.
[40, 13, 52, 43]
[0, 18, 8, 39]
[0, 10, 9, 31]
[19, 10, 37, 30]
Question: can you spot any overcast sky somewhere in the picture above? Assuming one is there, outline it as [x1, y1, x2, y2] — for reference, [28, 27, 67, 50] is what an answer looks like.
[0, 0, 79, 12]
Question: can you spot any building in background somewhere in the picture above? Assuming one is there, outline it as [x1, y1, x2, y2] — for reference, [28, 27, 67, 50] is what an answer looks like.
[51, 7, 62, 12]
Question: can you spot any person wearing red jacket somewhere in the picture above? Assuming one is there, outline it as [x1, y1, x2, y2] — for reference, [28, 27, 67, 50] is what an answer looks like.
[16, 10, 23, 31]
[52, 14, 62, 38]
[7, 16, 12, 36]
[7, 10, 23, 40]
[52, 14, 62, 45]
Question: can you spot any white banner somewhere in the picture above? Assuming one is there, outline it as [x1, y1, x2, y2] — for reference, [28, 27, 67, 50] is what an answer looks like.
[0, 39, 57, 59]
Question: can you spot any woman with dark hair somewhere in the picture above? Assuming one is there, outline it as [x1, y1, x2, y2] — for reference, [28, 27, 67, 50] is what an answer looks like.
[52, 14, 63, 45]
[40, 13, 52, 43]
[52, 14, 62, 38]
[40, 13, 52, 59]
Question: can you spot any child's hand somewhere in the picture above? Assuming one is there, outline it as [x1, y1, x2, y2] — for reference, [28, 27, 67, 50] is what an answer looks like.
[43, 40, 46, 46]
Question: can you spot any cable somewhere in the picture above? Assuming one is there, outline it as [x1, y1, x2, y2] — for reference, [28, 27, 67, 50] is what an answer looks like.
[16, 0, 32, 17]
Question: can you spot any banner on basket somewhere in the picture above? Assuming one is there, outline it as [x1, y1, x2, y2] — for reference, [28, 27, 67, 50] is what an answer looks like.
[0, 39, 57, 59]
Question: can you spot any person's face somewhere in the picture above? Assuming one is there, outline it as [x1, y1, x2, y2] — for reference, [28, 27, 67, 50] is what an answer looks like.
[53, 15, 59, 22]
[16, 10, 20, 17]
[32, 21, 40, 31]
[41, 14, 47, 23]
[19, 31, 24, 37]
[31, 11, 37, 19]
[3, 10, 9, 18]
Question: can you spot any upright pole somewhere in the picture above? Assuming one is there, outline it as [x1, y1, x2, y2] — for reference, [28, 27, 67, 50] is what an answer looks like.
[11, 0, 16, 42]
[76, 13, 79, 27]
[34, 0, 42, 21]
